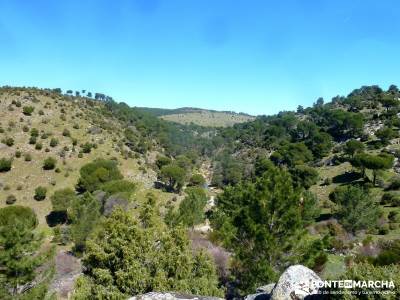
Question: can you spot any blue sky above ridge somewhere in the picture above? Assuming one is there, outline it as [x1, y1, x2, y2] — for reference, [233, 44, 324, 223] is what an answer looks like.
[1, 0, 400, 115]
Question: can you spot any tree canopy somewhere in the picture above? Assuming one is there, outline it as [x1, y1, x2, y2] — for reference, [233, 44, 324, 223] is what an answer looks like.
[73, 207, 222, 299]
[333, 186, 380, 233]
[211, 165, 310, 294]
[76, 159, 123, 192]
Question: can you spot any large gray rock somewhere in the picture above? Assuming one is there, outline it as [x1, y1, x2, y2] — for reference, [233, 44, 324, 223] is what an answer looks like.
[245, 284, 275, 300]
[271, 265, 323, 300]
[128, 292, 223, 300]
[256, 284, 276, 294]
[244, 292, 271, 300]
[93, 190, 107, 203]
[103, 194, 129, 216]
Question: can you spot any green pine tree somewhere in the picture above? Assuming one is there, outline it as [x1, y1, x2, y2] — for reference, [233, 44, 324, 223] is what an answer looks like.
[73, 206, 223, 299]
[69, 192, 101, 252]
[0, 207, 53, 299]
[211, 165, 307, 294]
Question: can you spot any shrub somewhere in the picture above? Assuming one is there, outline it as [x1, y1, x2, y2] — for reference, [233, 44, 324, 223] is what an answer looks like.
[381, 192, 400, 207]
[15, 150, 22, 158]
[81, 142, 93, 153]
[51, 188, 76, 212]
[388, 211, 400, 223]
[49, 137, 59, 147]
[331, 262, 400, 296]
[334, 186, 380, 233]
[155, 156, 172, 169]
[0, 158, 12, 172]
[35, 142, 43, 150]
[100, 180, 136, 197]
[62, 128, 71, 137]
[189, 174, 206, 187]
[30, 128, 39, 137]
[5, 194, 16, 205]
[1, 137, 14, 147]
[291, 164, 319, 189]
[76, 159, 123, 192]
[29, 136, 37, 145]
[73, 207, 222, 298]
[0, 205, 38, 228]
[22, 106, 35, 116]
[374, 240, 400, 266]
[34, 186, 47, 201]
[43, 157, 57, 170]
[24, 153, 32, 161]
[53, 225, 70, 245]
[378, 224, 390, 235]
[0, 206, 49, 299]
[175, 187, 208, 227]
[160, 164, 186, 192]
[70, 192, 101, 252]
[22, 125, 29, 132]
[388, 177, 400, 190]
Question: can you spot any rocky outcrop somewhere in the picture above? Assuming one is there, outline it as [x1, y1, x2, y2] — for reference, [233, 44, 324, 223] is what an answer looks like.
[256, 283, 275, 294]
[245, 265, 323, 300]
[272, 265, 322, 300]
[129, 265, 322, 300]
[103, 194, 130, 216]
[49, 251, 82, 299]
[128, 292, 223, 300]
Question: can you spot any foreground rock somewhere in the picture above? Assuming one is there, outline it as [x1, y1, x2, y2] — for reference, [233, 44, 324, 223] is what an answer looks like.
[128, 265, 322, 300]
[128, 292, 223, 300]
[271, 265, 323, 300]
[245, 265, 323, 300]
[49, 251, 82, 299]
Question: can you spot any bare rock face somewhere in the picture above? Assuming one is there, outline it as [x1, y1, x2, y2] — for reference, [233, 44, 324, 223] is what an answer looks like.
[256, 283, 276, 294]
[244, 284, 276, 300]
[49, 251, 82, 299]
[103, 194, 129, 216]
[244, 292, 271, 300]
[127, 265, 322, 300]
[271, 265, 323, 300]
[128, 292, 223, 300]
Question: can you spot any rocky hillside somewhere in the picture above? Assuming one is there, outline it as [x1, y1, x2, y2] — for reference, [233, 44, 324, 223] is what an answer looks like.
[0, 87, 174, 227]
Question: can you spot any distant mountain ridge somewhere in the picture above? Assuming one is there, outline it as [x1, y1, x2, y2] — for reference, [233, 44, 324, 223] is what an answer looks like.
[136, 106, 254, 117]
[136, 107, 255, 127]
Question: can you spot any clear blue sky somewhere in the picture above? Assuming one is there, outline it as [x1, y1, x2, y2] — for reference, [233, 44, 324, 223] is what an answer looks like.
[1, 0, 400, 115]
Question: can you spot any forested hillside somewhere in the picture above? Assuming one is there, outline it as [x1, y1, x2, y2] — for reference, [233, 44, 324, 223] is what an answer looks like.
[1, 85, 400, 299]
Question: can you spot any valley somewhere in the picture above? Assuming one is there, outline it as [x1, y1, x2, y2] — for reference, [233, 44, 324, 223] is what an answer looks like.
[1, 85, 400, 299]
